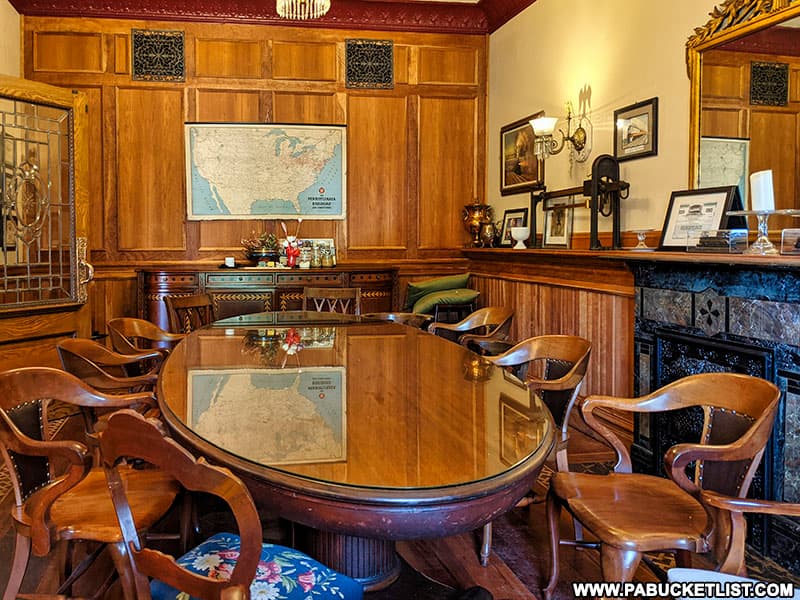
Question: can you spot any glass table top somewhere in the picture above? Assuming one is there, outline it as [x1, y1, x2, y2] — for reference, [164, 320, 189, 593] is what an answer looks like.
[158, 312, 552, 491]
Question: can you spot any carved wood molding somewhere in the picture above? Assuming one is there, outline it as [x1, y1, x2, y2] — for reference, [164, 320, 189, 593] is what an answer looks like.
[7, 0, 536, 34]
[687, 0, 799, 56]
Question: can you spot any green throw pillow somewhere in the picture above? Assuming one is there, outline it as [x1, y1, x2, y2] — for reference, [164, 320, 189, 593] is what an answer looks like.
[404, 273, 471, 311]
[412, 288, 480, 315]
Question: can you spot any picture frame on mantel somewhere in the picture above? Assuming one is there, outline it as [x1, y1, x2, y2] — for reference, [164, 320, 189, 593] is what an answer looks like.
[658, 185, 743, 250]
[543, 198, 572, 248]
[499, 207, 528, 247]
[613, 97, 658, 161]
[500, 113, 545, 195]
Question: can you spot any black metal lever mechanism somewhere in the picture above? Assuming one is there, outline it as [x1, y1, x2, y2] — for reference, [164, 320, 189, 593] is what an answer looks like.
[528, 154, 629, 249]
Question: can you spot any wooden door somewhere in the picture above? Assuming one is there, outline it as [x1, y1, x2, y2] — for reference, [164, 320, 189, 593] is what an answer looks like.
[0, 75, 91, 368]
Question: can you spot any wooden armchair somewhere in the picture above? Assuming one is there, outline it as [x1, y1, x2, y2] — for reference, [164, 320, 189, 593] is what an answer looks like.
[100, 409, 364, 600]
[302, 286, 361, 315]
[0, 367, 179, 600]
[107, 317, 185, 359]
[57, 338, 161, 394]
[428, 306, 514, 345]
[164, 293, 216, 334]
[477, 335, 591, 566]
[543, 372, 781, 599]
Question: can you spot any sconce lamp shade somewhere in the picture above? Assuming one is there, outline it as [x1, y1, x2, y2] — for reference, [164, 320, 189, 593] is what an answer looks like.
[277, 0, 331, 19]
[530, 116, 558, 137]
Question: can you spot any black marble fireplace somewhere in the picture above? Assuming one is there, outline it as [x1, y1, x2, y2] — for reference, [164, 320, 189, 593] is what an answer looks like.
[629, 256, 800, 575]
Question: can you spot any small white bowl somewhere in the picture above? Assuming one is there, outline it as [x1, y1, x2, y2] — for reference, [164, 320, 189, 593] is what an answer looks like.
[510, 226, 530, 249]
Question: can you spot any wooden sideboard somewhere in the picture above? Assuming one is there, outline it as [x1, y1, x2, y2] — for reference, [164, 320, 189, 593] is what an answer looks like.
[138, 265, 397, 331]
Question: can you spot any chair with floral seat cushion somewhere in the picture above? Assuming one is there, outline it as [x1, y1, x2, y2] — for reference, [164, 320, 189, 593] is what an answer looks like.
[100, 409, 363, 600]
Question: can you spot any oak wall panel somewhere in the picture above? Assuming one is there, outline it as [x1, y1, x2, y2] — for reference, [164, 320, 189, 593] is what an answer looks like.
[195, 39, 263, 79]
[272, 41, 337, 81]
[33, 32, 105, 73]
[194, 89, 262, 121]
[418, 96, 477, 249]
[116, 87, 186, 250]
[273, 91, 340, 124]
[417, 46, 477, 85]
[347, 95, 408, 250]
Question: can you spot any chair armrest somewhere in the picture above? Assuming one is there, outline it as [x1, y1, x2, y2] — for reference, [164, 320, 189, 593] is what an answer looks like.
[701, 490, 800, 517]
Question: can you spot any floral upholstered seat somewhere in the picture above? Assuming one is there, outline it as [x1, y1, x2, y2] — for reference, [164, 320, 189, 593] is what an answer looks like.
[150, 532, 363, 600]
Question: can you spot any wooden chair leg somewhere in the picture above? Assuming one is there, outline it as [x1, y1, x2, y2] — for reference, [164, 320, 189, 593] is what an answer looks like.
[544, 491, 562, 600]
[480, 522, 492, 567]
[107, 541, 138, 600]
[5, 532, 31, 600]
[599, 545, 642, 584]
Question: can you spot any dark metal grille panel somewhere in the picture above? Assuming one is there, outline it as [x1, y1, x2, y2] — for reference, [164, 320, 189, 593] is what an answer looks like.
[132, 29, 185, 82]
[750, 61, 789, 106]
[345, 39, 394, 89]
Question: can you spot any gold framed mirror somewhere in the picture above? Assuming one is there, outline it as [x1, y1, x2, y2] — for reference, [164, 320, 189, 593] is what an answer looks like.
[688, 0, 800, 230]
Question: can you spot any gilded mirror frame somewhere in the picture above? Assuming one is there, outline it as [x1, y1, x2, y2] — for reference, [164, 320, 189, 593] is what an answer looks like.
[687, 0, 800, 186]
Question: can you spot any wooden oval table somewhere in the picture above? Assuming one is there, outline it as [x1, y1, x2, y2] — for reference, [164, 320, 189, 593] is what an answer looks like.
[157, 311, 554, 590]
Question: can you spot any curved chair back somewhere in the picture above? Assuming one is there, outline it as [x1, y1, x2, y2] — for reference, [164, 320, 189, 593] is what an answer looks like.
[107, 317, 185, 358]
[488, 335, 591, 434]
[165, 293, 216, 334]
[302, 287, 361, 315]
[100, 409, 260, 599]
[428, 306, 514, 344]
[57, 337, 161, 393]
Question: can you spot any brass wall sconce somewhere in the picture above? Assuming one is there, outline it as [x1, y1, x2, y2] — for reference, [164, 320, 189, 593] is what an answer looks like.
[530, 102, 590, 162]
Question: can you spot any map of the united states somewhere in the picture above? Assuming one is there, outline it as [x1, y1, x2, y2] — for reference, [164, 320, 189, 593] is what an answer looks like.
[187, 124, 345, 219]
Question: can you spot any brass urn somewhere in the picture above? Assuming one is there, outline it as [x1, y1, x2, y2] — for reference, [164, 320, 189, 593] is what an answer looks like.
[462, 202, 493, 247]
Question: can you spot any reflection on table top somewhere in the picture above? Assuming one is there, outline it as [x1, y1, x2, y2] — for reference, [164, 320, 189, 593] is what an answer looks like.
[158, 312, 553, 493]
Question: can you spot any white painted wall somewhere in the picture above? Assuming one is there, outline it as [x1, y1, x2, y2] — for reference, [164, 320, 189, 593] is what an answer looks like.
[0, 0, 20, 76]
[488, 0, 718, 238]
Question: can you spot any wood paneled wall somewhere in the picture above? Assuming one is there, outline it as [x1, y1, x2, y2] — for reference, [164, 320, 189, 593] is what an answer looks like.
[21, 17, 486, 330]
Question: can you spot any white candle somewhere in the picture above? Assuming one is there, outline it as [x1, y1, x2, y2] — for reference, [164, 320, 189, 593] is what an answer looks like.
[750, 170, 775, 212]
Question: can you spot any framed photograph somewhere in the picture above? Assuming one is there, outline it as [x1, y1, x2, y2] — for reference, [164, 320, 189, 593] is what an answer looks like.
[781, 228, 800, 255]
[500, 113, 545, 195]
[498, 207, 529, 247]
[613, 97, 658, 161]
[543, 198, 573, 248]
[185, 123, 346, 220]
[658, 186, 742, 250]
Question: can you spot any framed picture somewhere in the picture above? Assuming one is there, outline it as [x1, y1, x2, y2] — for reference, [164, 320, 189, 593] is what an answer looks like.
[658, 186, 742, 250]
[500, 113, 545, 195]
[543, 198, 573, 248]
[498, 207, 528, 247]
[185, 123, 346, 220]
[613, 97, 658, 161]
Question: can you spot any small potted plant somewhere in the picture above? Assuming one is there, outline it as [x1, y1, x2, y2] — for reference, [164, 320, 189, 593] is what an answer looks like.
[241, 230, 280, 263]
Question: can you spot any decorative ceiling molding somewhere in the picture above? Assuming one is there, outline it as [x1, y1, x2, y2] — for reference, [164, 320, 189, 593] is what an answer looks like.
[8, 0, 538, 34]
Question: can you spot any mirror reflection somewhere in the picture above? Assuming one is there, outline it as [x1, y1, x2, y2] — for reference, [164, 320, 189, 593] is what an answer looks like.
[697, 13, 800, 231]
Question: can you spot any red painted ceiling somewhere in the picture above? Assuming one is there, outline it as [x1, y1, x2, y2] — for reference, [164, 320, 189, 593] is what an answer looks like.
[9, 0, 535, 34]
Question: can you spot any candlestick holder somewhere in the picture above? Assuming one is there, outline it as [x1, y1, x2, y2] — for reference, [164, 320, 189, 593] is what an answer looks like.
[727, 209, 800, 255]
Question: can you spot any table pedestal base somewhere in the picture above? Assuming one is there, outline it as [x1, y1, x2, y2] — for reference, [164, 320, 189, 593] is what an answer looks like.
[295, 527, 402, 591]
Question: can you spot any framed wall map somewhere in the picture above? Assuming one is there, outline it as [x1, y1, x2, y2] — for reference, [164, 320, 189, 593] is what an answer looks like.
[185, 123, 347, 220]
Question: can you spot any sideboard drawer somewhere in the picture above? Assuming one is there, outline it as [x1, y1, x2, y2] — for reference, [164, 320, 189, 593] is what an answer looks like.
[276, 273, 344, 286]
[206, 273, 275, 287]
